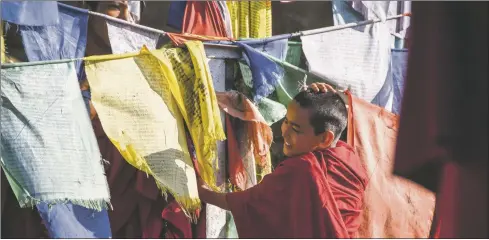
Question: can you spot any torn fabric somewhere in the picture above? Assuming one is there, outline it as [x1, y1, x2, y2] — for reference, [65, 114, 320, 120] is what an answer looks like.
[0, 61, 110, 210]
[236, 45, 325, 122]
[149, 41, 225, 191]
[84, 49, 200, 219]
[91, 115, 169, 239]
[237, 42, 284, 103]
[236, 59, 284, 125]
[236, 39, 296, 125]
[16, 4, 112, 238]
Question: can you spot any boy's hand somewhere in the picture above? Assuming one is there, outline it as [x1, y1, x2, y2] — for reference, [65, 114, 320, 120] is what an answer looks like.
[307, 82, 350, 109]
[306, 82, 337, 93]
[196, 174, 230, 210]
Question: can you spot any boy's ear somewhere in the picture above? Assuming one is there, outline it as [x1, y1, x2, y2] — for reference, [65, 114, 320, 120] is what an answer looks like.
[318, 130, 335, 148]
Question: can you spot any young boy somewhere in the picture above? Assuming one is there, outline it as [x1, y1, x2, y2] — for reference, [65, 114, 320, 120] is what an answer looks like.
[198, 83, 368, 238]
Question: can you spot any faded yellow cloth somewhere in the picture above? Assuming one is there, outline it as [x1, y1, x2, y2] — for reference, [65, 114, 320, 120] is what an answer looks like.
[84, 48, 200, 219]
[1, 21, 5, 63]
[227, 1, 272, 39]
[150, 41, 226, 191]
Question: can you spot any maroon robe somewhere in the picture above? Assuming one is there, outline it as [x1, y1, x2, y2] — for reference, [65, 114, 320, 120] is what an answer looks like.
[226, 141, 368, 238]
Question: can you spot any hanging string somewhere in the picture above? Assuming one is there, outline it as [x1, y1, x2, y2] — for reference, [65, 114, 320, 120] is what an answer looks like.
[1, 58, 80, 68]
[58, 2, 167, 36]
[0, 51, 234, 68]
[58, 2, 411, 48]
[295, 13, 411, 37]
[2, 3, 410, 69]
[61, 1, 410, 46]
[65, 1, 410, 47]
[210, 13, 411, 45]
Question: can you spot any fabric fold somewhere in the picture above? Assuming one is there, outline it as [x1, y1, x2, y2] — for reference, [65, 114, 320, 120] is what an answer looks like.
[182, 1, 229, 37]
[91, 115, 169, 238]
[84, 48, 200, 219]
[216, 91, 273, 190]
[9, 3, 112, 238]
[237, 42, 284, 103]
[226, 1, 272, 39]
[149, 41, 226, 192]
[239, 44, 326, 106]
[217, 1, 234, 38]
[347, 94, 435, 238]
[225, 142, 366, 238]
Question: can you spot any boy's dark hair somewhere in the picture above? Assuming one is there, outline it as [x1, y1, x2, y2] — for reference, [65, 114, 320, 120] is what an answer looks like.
[293, 90, 348, 142]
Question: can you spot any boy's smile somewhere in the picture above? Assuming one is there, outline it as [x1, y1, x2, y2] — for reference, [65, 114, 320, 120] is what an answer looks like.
[281, 100, 321, 157]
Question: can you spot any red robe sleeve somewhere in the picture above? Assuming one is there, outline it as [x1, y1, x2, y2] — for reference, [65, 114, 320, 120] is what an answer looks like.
[226, 153, 350, 238]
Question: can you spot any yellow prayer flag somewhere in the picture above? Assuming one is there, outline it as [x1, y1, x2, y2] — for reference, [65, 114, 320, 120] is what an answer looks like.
[84, 49, 200, 219]
[1, 21, 5, 63]
[227, 1, 272, 39]
[149, 41, 226, 192]
[84, 42, 226, 218]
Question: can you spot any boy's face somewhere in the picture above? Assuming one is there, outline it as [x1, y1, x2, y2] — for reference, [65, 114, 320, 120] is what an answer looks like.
[281, 100, 333, 157]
